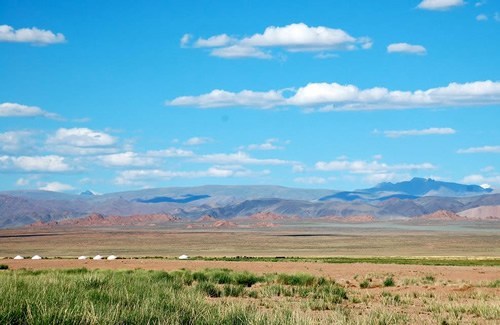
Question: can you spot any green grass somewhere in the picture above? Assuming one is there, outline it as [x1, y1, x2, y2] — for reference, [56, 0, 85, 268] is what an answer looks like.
[383, 276, 395, 287]
[195, 256, 500, 266]
[359, 279, 370, 288]
[0, 268, 347, 324]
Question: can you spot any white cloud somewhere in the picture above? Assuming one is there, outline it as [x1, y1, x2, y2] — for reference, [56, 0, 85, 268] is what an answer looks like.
[0, 155, 71, 172]
[417, 0, 465, 10]
[184, 137, 213, 146]
[363, 173, 410, 184]
[168, 80, 500, 111]
[210, 45, 272, 59]
[314, 52, 339, 59]
[292, 164, 306, 173]
[99, 152, 155, 167]
[242, 138, 284, 151]
[294, 176, 327, 185]
[476, 14, 488, 21]
[0, 102, 57, 118]
[184, 23, 371, 59]
[115, 166, 269, 185]
[169, 89, 284, 109]
[39, 181, 74, 192]
[461, 174, 500, 185]
[194, 151, 294, 166]
[475, 1, 487, 7]
[0, 131, 34, 153]
[315, 159, 435, 174]
[146, 147, 194, 157]
[195, 34, 234, 47]
[0, 24, 65, 45]
[457, 145, 500, 153]
[387, 43, 427, 55]
[180, 33, 192, 47]
[382, 127, 456, 138]
[240, 23, 368, 51]
[47, 128, 116, 147]
[46, 128, 118, 155]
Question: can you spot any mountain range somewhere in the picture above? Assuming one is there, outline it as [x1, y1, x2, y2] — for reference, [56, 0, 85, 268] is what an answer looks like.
[0, 178, 498, 228]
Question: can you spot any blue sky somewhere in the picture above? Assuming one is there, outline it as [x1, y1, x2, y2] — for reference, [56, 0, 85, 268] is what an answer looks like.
[1, 0, 499, 193]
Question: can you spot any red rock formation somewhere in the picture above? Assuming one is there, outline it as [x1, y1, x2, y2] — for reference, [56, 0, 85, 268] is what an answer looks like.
[417, 210, 466, 221]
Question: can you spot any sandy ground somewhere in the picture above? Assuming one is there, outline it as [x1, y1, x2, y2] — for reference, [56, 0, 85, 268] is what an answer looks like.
[3, 259, 498, 283]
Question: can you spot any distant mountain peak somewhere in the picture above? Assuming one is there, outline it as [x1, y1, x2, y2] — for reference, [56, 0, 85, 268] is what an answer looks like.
[80, 190, 95, 196]
[367, 177, 492, 197]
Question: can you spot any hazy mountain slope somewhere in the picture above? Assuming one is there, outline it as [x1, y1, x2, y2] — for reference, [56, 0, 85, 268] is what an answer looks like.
[459, 205, 500, 219]
[1, 183, 499, 228]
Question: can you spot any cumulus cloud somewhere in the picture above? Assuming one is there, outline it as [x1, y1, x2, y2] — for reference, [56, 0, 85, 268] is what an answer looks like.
[168, 80, 500, 111]
[382, 127, 456, 138]
[0, 131, 34, 153]
[115, 166, 269, 185]
[387, 43, 426, 55]
[315, 159, 435, 174]
[146, 147, 194, 157]
[99, 152, 155, 167]
[169, 89, 284, 109]
[194, 151, 294, 165]
[195, 34, 234, 47]
[0, 25, 65, 45]
[47, 128, 116, 147]
[0, 155, 71, 172]
[0, 102, 58, 118]
[461, 174, 500, 185]
[184, 137, 213, 146]
[210, 45, 272, 59]
[457, 145, 500, 153]
[39, 181, 74, 192]
[46, 128, 118, 155]
[241, 138, 285, 151]
[183, 23, 371, 59]
[417, 0, 465, 10]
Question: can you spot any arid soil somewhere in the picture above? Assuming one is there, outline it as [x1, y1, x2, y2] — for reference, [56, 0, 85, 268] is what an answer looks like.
[2, 259, 498, 282]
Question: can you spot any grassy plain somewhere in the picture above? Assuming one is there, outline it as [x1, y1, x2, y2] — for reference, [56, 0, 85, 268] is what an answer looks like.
[0, 267, 498, 324]
[1, 220, 498, 324]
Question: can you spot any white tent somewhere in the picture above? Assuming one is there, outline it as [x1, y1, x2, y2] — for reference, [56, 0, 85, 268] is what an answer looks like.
[78, 256, 87, 260]
[31, 255, 42, 260]
[93, 255, 103, 260]
[178, 254, 189, 260]
[13, 255, 24, 260]
[107, 255, 117, 260]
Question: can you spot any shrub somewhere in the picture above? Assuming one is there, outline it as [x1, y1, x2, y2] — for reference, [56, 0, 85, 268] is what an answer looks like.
[360, 279, 370, 288]
[223, 284, 245, 297]
[383, 276, 395, 287]
[196, 282, 221, 297]
[277, 273, 315, 286]
[210, 269, 234, 284]
[0, 264, 8, 270]
[423, 275, 436, 283]
[234, 271, 262, 287]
